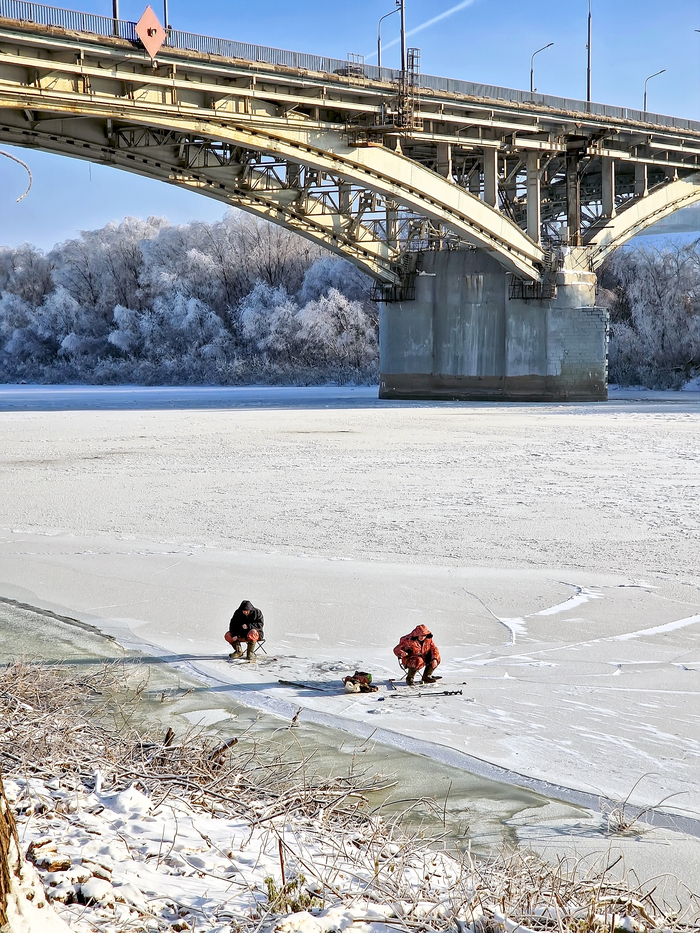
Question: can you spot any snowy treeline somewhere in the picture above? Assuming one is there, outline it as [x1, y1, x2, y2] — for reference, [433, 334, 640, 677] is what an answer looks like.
[0, 213, 379, 385]
[599, 239, 700, 389]
[4, 213, 700, 390]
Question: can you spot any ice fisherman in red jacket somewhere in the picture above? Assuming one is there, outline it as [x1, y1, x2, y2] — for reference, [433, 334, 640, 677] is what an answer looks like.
[393, 624, 441, 686]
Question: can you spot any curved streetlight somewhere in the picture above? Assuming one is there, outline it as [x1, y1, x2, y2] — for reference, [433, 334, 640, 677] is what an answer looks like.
[530, 42, 554, 94]
[643, 68, 666, 112]
[377, 5, 401, 71]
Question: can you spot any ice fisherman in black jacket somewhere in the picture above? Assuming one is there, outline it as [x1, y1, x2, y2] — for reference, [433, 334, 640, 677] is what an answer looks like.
[225, 599, 264, 661]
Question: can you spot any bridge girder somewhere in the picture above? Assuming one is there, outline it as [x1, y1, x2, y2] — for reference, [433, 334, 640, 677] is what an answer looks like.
[0, 92, 544, 281]
[584, 173, 700, 269]
[0, 109, 407, 283]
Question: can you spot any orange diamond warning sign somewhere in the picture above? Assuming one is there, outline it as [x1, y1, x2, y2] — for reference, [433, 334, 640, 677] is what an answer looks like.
[136, 6, 166, 60]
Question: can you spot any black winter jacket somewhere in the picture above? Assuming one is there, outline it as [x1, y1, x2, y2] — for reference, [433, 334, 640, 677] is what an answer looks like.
[229, 600, 264, 639]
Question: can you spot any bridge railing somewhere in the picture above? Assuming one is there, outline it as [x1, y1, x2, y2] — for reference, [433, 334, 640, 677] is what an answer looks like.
[0, 0, 397, 80]
[1, 0, 699, 134]
[0, 0, 136, 40]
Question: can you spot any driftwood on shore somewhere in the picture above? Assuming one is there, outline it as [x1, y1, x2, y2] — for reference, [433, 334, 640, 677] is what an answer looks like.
[0, 771, 19, 927]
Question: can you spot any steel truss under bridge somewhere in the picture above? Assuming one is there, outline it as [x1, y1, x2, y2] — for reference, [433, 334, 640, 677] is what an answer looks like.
[2, 1, 700, 293]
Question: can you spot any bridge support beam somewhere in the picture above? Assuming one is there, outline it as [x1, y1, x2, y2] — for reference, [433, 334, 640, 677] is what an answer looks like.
[601, 157, 616, 218]
[566, 149, 582, 246]
[436, 143, 453, 180]
[483, 150, 499, 208]
[635, 163, 648, 198]
[526, 153, 541, 244]
[379, 250, 608, 402]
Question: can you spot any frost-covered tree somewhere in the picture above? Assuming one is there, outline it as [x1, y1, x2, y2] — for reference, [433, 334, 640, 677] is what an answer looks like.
[297, 289, 378, 373]
[298, 257, 371, 304]
[0, 210, 379, 385]
[1, 286, 102, 367]
[239, 282, 301, 368]
[600, 240, 700, 388]
[51, 217, 166, 319]
[140, 214, 324, 322]
[0, 243, 54, 307]
[108, 294, 233, 361]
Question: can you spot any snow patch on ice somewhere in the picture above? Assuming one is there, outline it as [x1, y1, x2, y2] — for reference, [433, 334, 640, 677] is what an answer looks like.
[534, 587, 602, 616]
[612, 613, 700, 641]
[498, 617, 527, 643]
[182, 708, 233, 727]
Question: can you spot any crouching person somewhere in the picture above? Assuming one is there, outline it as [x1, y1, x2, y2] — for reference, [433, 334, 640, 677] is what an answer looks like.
[393, 624, 441, 686]
[225, 599, 264, 662]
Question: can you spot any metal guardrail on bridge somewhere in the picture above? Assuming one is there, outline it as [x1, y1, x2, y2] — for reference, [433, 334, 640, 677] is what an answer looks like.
[1, 0, 700, 135]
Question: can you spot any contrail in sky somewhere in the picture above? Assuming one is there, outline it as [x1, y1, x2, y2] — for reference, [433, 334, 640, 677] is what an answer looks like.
[367, 0, 478, 59]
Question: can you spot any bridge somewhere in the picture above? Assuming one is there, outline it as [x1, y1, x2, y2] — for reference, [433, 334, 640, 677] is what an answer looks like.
[1, 2, 700, 400]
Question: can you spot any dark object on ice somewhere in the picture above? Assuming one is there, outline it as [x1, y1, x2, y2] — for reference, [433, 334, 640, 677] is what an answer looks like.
[343, 671, 378, 693]
[226, 600, 264, 661]
[393, 625, 441, 685]
[387, 676, 441, 690]
[389, 688, 463, 698]
[278, 679, 336, 692]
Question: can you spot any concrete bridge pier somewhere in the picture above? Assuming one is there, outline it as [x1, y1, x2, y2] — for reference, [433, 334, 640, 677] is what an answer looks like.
[379, 249, 608, 402]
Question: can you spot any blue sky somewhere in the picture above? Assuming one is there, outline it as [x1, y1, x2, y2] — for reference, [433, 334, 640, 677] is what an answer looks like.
[1, 0, 700, 249]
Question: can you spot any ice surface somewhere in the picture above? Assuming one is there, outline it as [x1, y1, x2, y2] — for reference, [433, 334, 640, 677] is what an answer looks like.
[1, 384, 699, 893]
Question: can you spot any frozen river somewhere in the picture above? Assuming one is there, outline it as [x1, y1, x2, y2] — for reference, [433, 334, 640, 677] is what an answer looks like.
[1, 384, 700, 888]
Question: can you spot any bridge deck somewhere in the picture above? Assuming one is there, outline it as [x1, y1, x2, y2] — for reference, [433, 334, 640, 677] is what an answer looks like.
[1, 0, 699, 139]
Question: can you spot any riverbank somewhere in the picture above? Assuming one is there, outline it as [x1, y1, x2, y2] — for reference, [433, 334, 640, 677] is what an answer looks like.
[3, 656, 698, 933]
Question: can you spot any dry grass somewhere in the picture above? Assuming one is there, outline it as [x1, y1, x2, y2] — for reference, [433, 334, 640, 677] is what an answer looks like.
[1, 659, 698, 933]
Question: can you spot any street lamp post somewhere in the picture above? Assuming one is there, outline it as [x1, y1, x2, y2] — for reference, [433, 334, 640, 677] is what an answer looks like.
[696, 31, 700, 117]
[399, 0, 406, 74]
[530, 42, 554, 94]
[377, 6, 400, 71]
[586, 1, 592, 103]
[643, 69, 666, 112]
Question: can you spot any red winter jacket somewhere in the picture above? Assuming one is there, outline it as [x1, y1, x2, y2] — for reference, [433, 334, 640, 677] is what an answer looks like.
[393, 624, 441, 671]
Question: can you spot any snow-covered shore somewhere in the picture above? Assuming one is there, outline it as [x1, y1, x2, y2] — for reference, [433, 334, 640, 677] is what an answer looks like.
[3, 659, 698, 933]
[1, 384, 700, 921]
